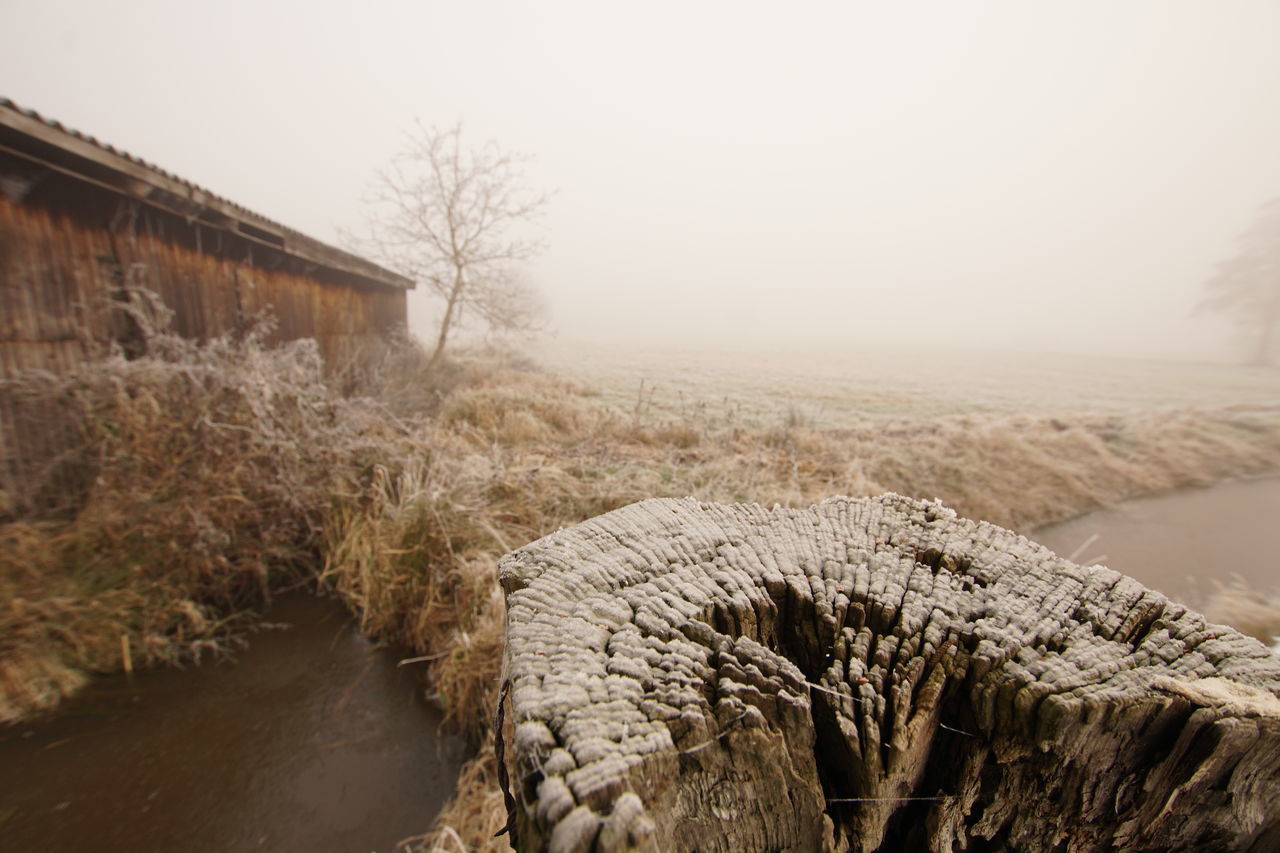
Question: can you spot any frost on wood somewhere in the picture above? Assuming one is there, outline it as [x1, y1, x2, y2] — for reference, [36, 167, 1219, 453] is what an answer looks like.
[497, 495, 1280, 852]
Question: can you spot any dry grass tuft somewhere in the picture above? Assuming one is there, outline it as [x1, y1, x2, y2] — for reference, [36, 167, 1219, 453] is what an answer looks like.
[0, 326, 392, 718]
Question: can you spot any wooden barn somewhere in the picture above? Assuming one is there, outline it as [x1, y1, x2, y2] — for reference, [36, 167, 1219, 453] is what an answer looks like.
[0, 99, 415, 516]
[0, 97, 413, 376]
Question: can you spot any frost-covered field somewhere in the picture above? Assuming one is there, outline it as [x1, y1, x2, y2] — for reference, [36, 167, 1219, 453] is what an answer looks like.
[532, 339, 1280, 655]
[531, 340, 1280, 427]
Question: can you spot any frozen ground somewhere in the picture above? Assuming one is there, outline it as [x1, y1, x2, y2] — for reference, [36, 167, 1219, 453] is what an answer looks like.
[531, 340, 1280, 428]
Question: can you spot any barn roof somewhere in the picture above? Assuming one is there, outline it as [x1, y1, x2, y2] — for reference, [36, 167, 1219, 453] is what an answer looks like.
[0, 97, 413, 291]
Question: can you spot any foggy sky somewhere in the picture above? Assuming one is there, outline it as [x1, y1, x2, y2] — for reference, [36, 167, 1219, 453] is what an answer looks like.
[4, 1, 1280, 359]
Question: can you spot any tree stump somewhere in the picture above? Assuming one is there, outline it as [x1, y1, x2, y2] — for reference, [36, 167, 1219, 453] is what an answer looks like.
[497, 495, 1280, 852]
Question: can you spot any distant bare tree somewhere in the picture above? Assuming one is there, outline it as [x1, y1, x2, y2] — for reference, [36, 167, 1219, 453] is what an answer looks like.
[1200, 198, 1280, 365]
[359, 122, 549, 369]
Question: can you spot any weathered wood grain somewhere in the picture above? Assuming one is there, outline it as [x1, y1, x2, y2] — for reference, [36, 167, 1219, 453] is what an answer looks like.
[498, 494, 1280, 852]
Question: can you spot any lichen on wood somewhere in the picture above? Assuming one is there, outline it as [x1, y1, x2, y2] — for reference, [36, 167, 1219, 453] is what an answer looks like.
[498, 495, 1280, 852]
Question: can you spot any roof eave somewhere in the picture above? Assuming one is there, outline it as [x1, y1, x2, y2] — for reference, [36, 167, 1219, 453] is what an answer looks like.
[0, 98, 413, 291]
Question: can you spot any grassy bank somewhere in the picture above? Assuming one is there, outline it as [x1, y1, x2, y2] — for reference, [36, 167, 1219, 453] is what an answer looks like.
[3, 327, 1279, 850]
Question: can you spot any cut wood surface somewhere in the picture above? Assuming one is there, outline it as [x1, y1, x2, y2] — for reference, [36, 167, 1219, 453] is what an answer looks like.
[497, 495, 1280, 852]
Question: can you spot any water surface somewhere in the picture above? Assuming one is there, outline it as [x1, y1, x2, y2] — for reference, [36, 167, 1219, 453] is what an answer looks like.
[1033, 476, 1280, 606]
[0, 594, 465, 852]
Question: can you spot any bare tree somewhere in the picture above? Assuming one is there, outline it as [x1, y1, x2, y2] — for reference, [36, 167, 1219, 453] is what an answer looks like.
[360, 122, 549, 369]
[1200, 197, 1280, 365]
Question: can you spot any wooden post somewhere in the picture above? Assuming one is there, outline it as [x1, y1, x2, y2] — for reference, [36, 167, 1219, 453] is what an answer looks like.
[498, 495, 1280, 852]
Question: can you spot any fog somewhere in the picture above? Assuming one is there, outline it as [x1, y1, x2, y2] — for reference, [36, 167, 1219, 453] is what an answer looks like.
[5, 1, 1280, 359]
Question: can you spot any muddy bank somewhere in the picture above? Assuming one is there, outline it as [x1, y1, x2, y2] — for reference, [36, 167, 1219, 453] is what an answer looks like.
[1033, 476, 1280, 607]
[0, 594, 465, 852]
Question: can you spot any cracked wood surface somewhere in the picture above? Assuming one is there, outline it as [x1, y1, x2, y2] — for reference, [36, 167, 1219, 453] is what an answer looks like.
[497, 495, 1280, 852]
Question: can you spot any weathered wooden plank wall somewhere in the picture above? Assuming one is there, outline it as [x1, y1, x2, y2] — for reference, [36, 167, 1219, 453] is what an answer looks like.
[0, 194, 406, 374]
[0, 193, 106, 374]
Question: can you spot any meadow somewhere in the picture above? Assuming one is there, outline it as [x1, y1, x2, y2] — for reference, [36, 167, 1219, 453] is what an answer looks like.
[532, 339, 1280, 426]
[2, 324, 1279, 851]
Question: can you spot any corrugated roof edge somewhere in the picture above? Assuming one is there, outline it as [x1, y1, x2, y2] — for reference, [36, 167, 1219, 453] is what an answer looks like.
[0, 97, 413, 291]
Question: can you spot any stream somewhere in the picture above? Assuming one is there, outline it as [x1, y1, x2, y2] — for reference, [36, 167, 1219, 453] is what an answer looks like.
[1033, 475, 1280, 608]
[0, 594, 466, 852]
